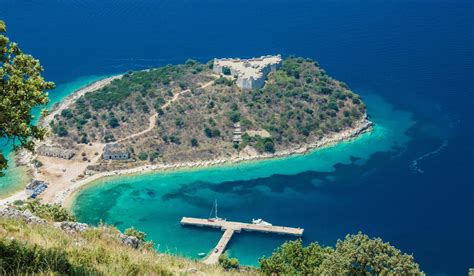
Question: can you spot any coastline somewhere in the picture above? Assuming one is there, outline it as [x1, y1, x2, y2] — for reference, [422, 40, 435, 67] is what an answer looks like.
[63, 118, 373, 209]
[42, 74, 123, 128]
[0, 74, 373, 209]
[0, 75, 122, 205]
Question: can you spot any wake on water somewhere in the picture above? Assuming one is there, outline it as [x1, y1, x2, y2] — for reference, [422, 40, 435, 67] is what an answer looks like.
[409, 141, 448, 174]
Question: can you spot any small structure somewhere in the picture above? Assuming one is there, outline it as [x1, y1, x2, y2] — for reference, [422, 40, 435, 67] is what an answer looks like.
[25, 180, 48, 198]
[213, 55, 282, 90]
[37, 145, 75, 160]
[232, 122, 242, 143]
[103, 144, 130, 160]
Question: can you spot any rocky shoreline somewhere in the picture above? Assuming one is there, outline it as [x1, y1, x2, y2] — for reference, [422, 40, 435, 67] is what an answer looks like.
[57, 117, 373, 207]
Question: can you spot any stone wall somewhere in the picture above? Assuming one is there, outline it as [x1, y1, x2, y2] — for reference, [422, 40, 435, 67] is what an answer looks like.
[213, 55, 281, 90]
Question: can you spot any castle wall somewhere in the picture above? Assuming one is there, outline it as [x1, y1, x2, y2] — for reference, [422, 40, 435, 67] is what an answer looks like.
[213, 55, 282, 90]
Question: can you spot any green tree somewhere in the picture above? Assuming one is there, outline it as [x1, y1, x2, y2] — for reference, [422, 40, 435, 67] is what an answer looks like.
[222, 66, 231, 75]
[204, 127, 213, 138]
[319, 232, 422, 274]
[21, 200, 76, 222]
[108, 117, 119, 128]
[259, 239, 333, 274]
[61, 109, 73, 119]
[138, 152, 148, 161]
[218, 254, 239, 270]
[124, 227, 146, 242]
[190, 138, 198, 147]
[259, 234, 422, 275]
[0, 20, 55, 176]
[264, 140, 275, 153]
[149, 151, 159, 161]
[124, 226, 154, 250]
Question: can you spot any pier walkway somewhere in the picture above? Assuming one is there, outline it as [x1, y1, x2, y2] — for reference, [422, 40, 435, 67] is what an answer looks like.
[180, 217, 303, 264]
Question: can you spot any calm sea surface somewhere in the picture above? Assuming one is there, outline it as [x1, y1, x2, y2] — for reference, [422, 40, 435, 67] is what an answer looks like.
[1, 1, 473, 274]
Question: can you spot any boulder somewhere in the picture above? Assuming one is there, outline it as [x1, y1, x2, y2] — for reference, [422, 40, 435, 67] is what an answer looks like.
[119, 233, 140, 249]
[0, 207, 46, 225]
[54, 221, 89, 234]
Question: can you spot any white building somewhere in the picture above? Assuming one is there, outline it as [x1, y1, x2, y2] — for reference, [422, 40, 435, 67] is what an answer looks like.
[213, 55, 282, 90]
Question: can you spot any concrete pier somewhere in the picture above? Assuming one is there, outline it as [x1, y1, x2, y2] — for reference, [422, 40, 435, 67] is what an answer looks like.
[180, 217, 303, 264]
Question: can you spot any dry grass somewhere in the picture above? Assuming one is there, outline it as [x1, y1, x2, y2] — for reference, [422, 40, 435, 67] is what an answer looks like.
[0, 217, 254, 275]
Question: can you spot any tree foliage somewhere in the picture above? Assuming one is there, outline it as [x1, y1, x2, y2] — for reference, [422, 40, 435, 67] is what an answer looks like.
[218, 254, 239, 270]
[259, 233, 422, 275]
[320, 233, 422, 274]
[259, 239, 333, 274]
[19, 200, 76, 222]
[124, 226, 154, 250]
[0, 20, 54, 176]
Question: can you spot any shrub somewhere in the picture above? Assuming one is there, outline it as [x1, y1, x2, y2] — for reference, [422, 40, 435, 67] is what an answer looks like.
[149, 151, 159, 161]
[259, 234, 422, 274]
[61, 109, 73, 119]
[124, 227, 146, 243]
[57, 126, 68, 137]
[222, 66, 231, 75]
[214, 77, 233, 86]
[228, 112, 240, 123]
[218, 254, 239, 270]
[21, 200, 76, 222]
[108, 117, 119, 128]
[190, 138, 198, 147]
[264, 140, 275, 153]
[138, 152, 148, 161]
[0, 238, 87, 274]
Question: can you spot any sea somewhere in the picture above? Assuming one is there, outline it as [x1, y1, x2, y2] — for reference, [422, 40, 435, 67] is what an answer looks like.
[0, 1, 472, 274]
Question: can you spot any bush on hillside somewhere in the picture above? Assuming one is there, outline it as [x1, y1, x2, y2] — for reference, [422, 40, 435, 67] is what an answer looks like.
[0, 238, 95, 274]
[259, 233, 422, 275]
[20, 200, 76, 222]
[218, 254, 239, 270]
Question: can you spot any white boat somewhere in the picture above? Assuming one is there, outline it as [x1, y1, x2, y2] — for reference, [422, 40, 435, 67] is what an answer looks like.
[208, 199, 226, 222]
[252, 218, 272, 226]
[197, 252, 206, 257]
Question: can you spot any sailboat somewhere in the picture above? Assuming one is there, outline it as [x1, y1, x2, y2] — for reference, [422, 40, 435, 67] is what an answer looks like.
[208, 199, 225, 222]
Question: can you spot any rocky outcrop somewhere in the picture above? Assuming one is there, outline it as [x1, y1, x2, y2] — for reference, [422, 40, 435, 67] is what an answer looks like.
[0, 206, 143, 249]
[118, 233, 140, 249]
[0, 206, 46, 225]
[54, 221, 89, 234]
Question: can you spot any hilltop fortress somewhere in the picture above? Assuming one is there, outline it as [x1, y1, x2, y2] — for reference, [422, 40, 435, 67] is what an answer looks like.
[213, 55, 282, 90]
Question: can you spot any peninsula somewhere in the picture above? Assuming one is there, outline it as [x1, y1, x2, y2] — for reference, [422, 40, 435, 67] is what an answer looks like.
[3, 55, 372, 206]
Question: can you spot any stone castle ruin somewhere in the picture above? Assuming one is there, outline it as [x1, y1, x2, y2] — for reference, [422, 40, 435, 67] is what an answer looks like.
[37, 145, 75, 160]
[103, 144, 130, 160]
[213, 55, 282, 90]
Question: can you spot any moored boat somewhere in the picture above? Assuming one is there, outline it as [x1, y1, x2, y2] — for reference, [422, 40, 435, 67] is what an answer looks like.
[252, 218, 272, 226]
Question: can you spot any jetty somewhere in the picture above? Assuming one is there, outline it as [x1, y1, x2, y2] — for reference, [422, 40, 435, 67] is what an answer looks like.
[180, 217, 304, 265]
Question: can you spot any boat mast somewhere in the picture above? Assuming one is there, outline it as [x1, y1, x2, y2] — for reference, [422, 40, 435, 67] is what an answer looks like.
[215, 199, 218, 219]
[209, 201, 214, 219]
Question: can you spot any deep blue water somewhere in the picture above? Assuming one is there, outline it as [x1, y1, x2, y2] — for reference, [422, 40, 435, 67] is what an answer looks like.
[1, 1, 473, 274]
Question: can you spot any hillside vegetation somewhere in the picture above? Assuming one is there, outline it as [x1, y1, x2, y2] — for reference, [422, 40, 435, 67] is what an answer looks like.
[0, 216, 231, 275]
[0, 213, 423, 275]
[50, 57, 367, 167]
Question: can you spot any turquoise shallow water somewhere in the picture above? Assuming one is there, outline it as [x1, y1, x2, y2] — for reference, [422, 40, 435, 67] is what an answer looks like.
[71, 92, 415, 265]
[2, 1, 473, 272]
[0, 75, 110, 198]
